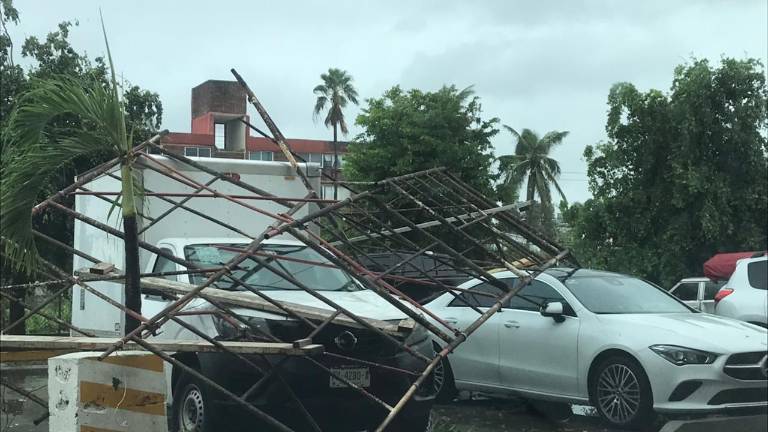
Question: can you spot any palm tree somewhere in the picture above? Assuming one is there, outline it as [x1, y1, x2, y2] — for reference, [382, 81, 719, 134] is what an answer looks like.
[0, 18, 144, 334]
[497, 125, 569, 209]
[312, 68, 359, 199]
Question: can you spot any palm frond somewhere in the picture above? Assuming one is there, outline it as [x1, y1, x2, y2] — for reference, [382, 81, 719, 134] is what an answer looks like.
[543, 157, 562, 177]
[2, 77, 122, 156]
[313, 96, 328, 121]
[1, 131, 115, 272]
[457, 85, 475, 101]
[313, 84, 329, 96]
[502, 124, 535, 155]
[539, 130, 569, 152]
[100, 9, 128, 153]
[313, 68, 358, 133]
[543, 165, 567, 204]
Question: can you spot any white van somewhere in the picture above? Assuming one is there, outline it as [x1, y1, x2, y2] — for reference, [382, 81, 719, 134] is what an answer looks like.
[70, 155, 435, 432]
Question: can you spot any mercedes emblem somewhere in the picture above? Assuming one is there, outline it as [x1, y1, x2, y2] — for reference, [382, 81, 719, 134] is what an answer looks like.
[334, 330, 358, 351]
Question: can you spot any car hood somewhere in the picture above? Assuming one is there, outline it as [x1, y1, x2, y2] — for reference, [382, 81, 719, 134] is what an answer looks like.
[237, 289, 410, 321]
[597, 313, 768, 353]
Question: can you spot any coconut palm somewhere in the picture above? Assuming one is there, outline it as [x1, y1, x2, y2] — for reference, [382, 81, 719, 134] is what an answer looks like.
[0, 18, 144, 333]
[497, 125, 569, 208]
[312, 68, 359, 199]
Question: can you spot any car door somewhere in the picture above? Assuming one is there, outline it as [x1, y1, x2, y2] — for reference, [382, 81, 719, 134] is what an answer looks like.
[669, 281, 701, 310]
[701, 280, 723, 314]
[499, 279, 580, 397]
[435, 281, 505, 386]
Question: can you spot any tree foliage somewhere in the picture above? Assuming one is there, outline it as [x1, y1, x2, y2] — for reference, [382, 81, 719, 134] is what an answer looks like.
[497, 126, 569, 237]
[0, 2, 162, 333]
[563, 58, 768, 286]
[345, 85, 499, 196]
[313, 68, 359, 137]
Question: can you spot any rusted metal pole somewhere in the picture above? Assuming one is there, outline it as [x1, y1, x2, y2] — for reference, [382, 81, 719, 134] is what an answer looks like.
[127, 336, 297, 432]
[230, 69, 318, 197]
[30, 132, 166, 216]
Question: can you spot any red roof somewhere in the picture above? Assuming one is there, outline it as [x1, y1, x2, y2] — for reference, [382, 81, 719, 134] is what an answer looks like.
[161, 132, 348, 154]
[703, 251, 767, 280]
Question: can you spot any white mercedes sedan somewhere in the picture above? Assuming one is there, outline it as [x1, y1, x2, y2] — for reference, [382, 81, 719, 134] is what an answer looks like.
[426, 268, 768, 429]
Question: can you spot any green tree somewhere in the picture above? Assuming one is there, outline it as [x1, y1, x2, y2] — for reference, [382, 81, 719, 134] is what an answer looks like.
[1, 2, 162, 334]
[313, 68, 359, 199]
[1, 16, 149, 334]
[346, 85, 498, 196]
[497, 127, 568, 237]
[563, 58, 767, 286]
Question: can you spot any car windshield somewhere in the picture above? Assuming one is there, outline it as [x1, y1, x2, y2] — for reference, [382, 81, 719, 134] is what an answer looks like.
[563, 274, 691, 314]
[185, 243, 361, 292]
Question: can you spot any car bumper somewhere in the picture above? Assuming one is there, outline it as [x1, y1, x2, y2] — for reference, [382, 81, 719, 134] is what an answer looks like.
[198, 345, 435, 431]
[638, 348, 768, 413]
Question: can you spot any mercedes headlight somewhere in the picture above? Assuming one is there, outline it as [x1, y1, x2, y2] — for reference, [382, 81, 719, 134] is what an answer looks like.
[650, 345, 718, 365]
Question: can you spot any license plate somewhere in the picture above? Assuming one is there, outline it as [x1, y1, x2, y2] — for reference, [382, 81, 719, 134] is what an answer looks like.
[329, 367, 370, 388]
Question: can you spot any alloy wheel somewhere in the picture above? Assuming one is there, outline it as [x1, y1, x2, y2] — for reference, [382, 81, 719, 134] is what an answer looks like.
[179, 385, 205, 432]
[596, 363, 641, 424]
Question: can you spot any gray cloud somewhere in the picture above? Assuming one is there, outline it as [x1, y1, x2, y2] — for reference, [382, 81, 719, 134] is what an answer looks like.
[8, 0, 767, 205]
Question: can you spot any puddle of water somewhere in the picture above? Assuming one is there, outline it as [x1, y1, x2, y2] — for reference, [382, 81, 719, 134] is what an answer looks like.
[1, 365, 49, 432]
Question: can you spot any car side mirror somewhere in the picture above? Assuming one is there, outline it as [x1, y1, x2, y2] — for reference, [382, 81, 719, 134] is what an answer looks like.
[540, 301, 565, 323]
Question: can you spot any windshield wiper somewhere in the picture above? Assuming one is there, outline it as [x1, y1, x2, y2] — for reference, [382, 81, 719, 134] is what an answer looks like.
[556, 267, 581, 283]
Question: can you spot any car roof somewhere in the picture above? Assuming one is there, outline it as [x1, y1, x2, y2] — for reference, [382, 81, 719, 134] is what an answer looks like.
[678, 277, 712, 282]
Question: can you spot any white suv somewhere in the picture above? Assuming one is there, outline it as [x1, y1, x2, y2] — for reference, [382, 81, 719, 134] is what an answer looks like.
[715, 256, 767, 327]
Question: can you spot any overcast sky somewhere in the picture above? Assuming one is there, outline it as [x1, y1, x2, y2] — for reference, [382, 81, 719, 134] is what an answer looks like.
[8, 0, 767, 204]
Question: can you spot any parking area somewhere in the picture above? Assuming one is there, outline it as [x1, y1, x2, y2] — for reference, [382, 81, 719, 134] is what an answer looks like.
[433, 399, 616, 432]
[0, 365, 619, 432]
[5, 364, 768, 432]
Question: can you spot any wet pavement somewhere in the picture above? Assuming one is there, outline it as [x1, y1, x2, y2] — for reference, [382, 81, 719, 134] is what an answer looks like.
[1, 365, 48, 432]
[0, 364, 619, 432]
[2, 364, 756, 432]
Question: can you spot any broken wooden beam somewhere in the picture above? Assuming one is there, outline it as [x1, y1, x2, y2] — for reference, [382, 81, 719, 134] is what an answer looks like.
[138, 276, 413, 336]
[0, 335, 323, 356]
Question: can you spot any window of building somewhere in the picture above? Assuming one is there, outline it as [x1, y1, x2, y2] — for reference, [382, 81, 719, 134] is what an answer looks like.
[214, 123, 226, 149]
[336, 154, 344, 167]
[298, 153, 323, 165]
[249, 151, 274, 161]
[321, 185, 335, 200]
[184, 147, 212, 158]
[322, 153, 335, 168]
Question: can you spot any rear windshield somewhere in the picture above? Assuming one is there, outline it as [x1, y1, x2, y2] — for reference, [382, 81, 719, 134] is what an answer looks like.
[747, 260, 767, 290]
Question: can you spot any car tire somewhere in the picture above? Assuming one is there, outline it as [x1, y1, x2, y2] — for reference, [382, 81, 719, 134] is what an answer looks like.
[432, 356, 457, 403]
[590, 355, 655, 430]
[389, 410, 435, 432]
[171, 371, 222, 432]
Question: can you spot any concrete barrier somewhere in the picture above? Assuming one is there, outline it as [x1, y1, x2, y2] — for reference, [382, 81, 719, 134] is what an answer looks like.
[48, 351, 168, 432]
[660, 414, 767, 432]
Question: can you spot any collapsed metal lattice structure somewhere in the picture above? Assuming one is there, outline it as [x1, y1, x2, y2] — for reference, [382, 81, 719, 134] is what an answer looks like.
[0, 69, 577, 431]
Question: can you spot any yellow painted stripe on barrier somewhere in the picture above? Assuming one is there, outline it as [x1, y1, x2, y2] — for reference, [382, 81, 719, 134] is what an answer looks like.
[80, 381, 165, 416]
[0, 350, 75, 362]
[80, 426, 122, 432]
[99, 354, 164, 372]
